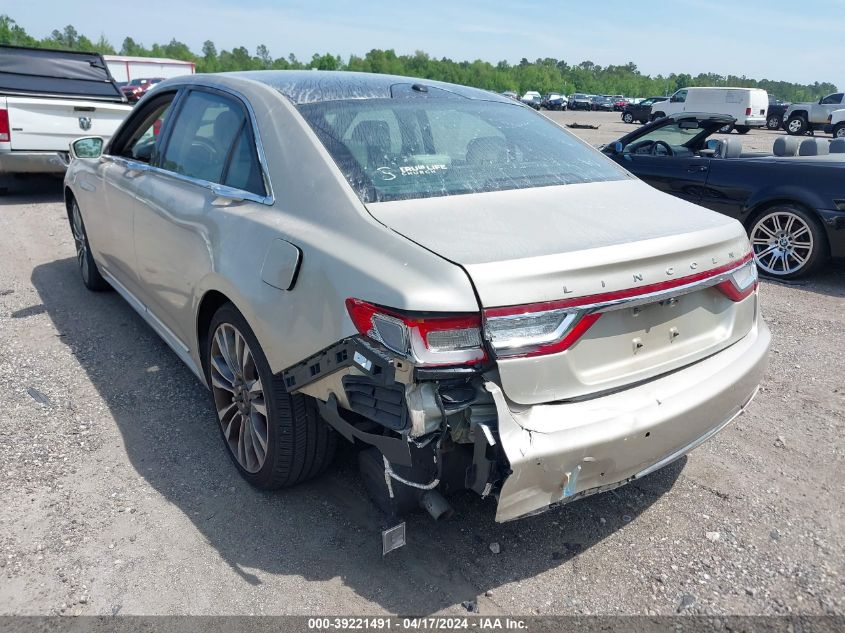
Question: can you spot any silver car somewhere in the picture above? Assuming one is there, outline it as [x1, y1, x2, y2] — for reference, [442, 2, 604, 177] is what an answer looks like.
[64, 71, 770, 524]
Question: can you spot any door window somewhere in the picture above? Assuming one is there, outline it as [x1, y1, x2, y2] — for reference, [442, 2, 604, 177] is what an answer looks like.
[671, 90, 688, 103]
[113, 95, 175, 164]
[223, 126, 266, 196]
[821, 93, 844, 105]
[161, 90, 247, 184]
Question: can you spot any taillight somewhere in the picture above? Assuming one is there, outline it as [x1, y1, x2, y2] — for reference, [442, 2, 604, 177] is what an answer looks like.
[345, 298, 486, 366]
[0, 109, 10, 143]
[745, 107, 752, 116]
[715, 259, 758, 301]
[484, 252, 756, 359]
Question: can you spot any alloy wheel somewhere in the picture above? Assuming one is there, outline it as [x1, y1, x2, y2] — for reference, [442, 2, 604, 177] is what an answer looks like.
[71, 203, 90, 282]
[210, 323, 269, 473]
[835, 126, 845, 139]
[750, 211, 814, 276]
[787, 118, 803, 134]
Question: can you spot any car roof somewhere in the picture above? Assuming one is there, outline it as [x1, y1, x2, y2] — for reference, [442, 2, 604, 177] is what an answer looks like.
[218, 70, 514, 105]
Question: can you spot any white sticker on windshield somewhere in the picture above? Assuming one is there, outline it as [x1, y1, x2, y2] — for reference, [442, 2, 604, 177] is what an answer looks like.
[398, 164, 448, 176]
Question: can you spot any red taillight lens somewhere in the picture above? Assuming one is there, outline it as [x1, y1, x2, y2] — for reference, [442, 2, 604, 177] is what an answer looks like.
[345, 298, 486, 366]
[715, 259, 758, 301]
[484, 252, 756, 359]
[745, 107, 752, 116]
[0, 109, 10, 143]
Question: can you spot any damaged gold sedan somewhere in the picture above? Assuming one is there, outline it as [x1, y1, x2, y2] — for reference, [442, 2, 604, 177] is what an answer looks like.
[63, 71, 770, 540]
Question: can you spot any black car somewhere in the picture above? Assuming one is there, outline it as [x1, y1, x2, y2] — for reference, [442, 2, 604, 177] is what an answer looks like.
[603, 113, 845, 279]
[591, 95, 614, 111]
[541, 93, 567, 111]
[766, 98, 791, 130]
[569, 93, 591, 110]
[621, 96, 668, 124]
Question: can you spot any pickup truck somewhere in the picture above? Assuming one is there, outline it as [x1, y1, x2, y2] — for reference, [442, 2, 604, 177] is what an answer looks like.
[783, 92, 844, 136]
[0, 45, 132, 174]
[826, 109, 845, 139]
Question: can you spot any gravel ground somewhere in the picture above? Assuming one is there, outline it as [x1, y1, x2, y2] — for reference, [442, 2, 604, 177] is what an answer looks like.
[0, 114, 843, 616]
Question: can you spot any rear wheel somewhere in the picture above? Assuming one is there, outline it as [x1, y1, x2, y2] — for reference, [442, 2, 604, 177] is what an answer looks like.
[786, 115, 808, 135]
[834, 123, 845, 139]
[749, 205, 827, 279]
[70, 200, 110, 291]
[207, 303, 336, 488]
[766, 114, 782, 130]
[736, 126, 751, 134]
[718, 124, 734, 134]
[622, 112, 634, 124]
[651, 111, 666, 122]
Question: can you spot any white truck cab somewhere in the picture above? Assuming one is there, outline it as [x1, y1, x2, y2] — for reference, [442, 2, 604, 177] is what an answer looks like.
[651, 87, 768, 133]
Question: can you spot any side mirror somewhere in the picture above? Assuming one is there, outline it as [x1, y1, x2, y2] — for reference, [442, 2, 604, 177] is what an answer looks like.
[70, 136, 104, 160]
[613, 141, 624, 154]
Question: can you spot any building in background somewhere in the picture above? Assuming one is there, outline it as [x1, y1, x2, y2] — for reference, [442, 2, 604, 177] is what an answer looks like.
[104, 55, 195, 83]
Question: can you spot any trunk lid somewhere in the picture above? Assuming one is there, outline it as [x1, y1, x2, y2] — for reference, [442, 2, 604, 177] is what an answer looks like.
[367, 180, 755, 405]
[6, 97, 131, 151]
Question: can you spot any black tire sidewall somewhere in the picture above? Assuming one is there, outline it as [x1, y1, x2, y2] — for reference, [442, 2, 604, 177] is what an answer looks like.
[71, 201, 109, 291]
[206, 303, 310, 488]
[787, 116, 807, 135]
[749, 205, 828, 279]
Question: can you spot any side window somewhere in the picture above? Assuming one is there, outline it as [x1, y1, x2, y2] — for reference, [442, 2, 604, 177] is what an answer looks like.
[161, 90, 246, 184]
[115, 97, 174, 164]
[223, 126, 266, 197]
[821, 93, 843, 105]
[672, 90, 687, 103]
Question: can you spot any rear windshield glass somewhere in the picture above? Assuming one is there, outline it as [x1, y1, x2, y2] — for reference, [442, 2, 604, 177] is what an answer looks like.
[297, 97, 627, 203]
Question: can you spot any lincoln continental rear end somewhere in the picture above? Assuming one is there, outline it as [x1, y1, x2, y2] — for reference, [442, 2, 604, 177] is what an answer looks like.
[63, 71, 770, 527]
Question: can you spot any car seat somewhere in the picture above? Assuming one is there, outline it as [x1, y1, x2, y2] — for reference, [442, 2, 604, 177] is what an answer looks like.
[350, 120, 392, 169]
[714, 136, 742, 158]
[772, 136, 801, 156]
[798, 138, 829, 156]
[828, 138, 845, 153]
[466, 136, 508, 165]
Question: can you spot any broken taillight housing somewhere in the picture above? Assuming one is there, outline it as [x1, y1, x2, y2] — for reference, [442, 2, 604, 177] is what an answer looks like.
[345, 298, 486, 366]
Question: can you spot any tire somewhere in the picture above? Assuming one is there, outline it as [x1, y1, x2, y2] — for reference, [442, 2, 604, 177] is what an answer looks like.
[718, 124, 734, 134]
[748, 204, 828, 279]
[833, 123, 845, 139]
[766, 114, 782, 130]
[652, 111, 666, 121]
[736, 126, 751, 134]
[206, 303, 336, 489]
[622, 112, 634, 124]
[69, 199, 110, 291]
[786, 115, 808, 136]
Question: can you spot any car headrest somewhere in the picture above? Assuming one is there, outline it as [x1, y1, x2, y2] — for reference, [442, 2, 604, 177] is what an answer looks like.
[773, 136, 801, 156]
[715, 136, 742, 158]
[466, 136, 508, 164]
[351, 120, 391, 150]
[829, 138, 845, 154]
[798, 138, 830, 156]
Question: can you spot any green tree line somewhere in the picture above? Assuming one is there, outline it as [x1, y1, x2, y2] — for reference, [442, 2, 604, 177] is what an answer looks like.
[1, 15, 837, 102]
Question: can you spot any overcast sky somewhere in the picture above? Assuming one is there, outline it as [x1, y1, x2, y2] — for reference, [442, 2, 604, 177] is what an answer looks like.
[7, 0, 843, 91]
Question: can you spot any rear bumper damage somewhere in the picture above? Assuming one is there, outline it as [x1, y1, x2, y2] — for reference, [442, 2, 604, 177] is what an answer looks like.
[490, 318, 770, 522]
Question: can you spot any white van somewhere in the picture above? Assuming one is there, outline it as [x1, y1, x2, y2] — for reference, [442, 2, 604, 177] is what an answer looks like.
[650, 87, 768, 133]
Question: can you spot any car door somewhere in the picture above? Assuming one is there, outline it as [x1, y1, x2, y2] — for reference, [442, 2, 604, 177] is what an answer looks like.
[611, 118, 710, 204]
[94, 91, 179, 297]
[131, 87, 271, 349]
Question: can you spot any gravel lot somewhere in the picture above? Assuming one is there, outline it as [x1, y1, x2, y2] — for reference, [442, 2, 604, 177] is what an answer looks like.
[1, 111, 843, 617]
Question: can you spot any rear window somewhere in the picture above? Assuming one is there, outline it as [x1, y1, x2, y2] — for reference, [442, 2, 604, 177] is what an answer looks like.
[297, 97, 627, 203]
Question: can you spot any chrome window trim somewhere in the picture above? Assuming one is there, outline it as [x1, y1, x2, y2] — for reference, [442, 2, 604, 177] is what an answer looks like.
[103, 83, 275, 206]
